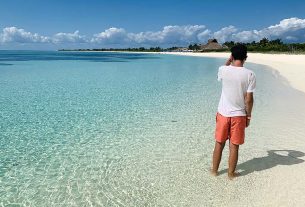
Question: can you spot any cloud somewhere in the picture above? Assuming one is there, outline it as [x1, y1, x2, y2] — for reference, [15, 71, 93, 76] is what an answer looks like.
[89, 25, 209, 46]
[89, 18, 305, 46]
[91, 27, 128, 44]
[197, 29, 211, 42]
[0, 27, 49, 43]
[232, 17, 305, 42]
[267, 17, 305, 35]
[1, 17, 305, 48]
[128, 25, 208, 45]
[52, 30, 87, 44]
[213, 26, 237, 43]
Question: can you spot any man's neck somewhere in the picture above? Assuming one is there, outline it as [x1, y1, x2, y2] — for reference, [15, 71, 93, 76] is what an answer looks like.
[232, 60, 244, 67]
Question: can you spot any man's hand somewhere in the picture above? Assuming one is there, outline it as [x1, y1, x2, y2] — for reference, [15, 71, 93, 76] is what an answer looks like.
[225, 56, 233, 66]
[246, 118, 250, 127]
[245, 92, 253, 128]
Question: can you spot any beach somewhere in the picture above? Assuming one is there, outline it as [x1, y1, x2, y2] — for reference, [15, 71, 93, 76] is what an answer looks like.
[162, 52, 305, 94]
[1, 51, 305, 206]
[2, 0, 305, 205]
[159, 51, 305, 206]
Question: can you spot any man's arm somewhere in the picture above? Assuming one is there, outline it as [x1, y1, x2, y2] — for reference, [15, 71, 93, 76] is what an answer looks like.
[245, 92, 254, 127]
[225, 55, 233, 66]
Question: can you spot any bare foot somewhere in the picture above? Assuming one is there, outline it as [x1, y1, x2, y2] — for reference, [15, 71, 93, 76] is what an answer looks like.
[210, 169, 218, 176]
[228, 172, 240, 180]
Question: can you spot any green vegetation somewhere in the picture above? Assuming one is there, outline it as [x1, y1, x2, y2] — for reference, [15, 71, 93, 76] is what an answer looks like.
[223, 38, 305, 53]
[188, 44, 200, 51]
[59, 38, 305, 53]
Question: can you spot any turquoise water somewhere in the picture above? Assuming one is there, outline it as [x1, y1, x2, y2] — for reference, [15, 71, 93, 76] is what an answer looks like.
[1, 51, 305, 206]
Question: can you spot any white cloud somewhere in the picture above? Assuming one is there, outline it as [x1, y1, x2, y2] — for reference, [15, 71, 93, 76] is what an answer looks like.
[1, 17, 305, 48]
[89, 25, 209, 46]
[197, 29, 211, 42]
[267, 17, 305, 35]
[0, 27, 49, 43]
[232, 30, 261, 42]
[91, 27, 127, 44]
[232, 17, 305, 42]
[88, 18, 305, 45]
[286, 36, 298, 41]
[157, 25, 206, 44]
[52, 30, 87, 44]
[128, 25, 207, 45]
[213, 26, 237, 42]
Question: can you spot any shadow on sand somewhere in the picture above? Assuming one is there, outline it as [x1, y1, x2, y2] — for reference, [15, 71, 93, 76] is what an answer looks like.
[218, 150, 305, 176]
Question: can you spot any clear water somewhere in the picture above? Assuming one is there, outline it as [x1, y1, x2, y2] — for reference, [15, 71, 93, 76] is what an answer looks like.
[1, 51, 305, 206]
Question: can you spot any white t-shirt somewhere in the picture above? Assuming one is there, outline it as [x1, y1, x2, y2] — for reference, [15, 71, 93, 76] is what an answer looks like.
[217, 65, 256, 117]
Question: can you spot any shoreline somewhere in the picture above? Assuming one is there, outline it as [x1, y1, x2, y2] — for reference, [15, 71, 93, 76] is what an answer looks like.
[65, 50, 305, 94]
[160, 52, 305, 94]
[2, 50, 305, 206]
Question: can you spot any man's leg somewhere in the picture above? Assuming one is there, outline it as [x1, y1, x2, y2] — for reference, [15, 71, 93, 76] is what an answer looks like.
[228, 142, 239, 179]
[211, 141, 226, 175]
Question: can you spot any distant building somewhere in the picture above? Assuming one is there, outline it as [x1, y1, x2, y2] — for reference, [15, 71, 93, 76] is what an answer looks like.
[172, 47, 193, 52]
[199, 39, 228, 51]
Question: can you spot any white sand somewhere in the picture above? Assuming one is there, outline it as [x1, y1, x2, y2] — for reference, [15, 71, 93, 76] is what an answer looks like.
[161, 52, 305, 94]
[159, 51, 305, 206]
[75, 50, 305, 205]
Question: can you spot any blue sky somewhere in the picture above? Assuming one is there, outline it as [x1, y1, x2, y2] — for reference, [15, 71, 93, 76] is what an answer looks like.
[1, 0, 305, 49]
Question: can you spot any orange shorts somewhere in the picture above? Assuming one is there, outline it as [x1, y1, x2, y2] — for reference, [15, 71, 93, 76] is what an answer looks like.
[215, 113, 246, 145]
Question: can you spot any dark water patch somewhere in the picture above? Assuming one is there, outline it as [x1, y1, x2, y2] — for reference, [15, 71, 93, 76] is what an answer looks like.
[0, 63, 13, 66]
[0, 50, 160, 63]
[89, 59, 128, 62]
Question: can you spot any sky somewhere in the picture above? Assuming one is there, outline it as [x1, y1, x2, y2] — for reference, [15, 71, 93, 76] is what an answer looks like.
[0, 0, 305, 49]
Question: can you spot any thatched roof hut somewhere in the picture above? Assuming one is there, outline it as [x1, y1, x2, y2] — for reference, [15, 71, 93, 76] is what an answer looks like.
[200, 39, 228, 51]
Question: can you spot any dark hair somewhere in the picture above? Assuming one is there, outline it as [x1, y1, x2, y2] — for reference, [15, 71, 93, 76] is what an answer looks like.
[231, 44, 247, 61]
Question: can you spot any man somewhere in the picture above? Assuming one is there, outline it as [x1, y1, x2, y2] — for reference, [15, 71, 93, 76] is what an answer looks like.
[211, 44, 256, 180]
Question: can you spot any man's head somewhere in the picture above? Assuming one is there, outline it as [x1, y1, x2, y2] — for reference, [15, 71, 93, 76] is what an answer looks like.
[231, 44, 247, 61]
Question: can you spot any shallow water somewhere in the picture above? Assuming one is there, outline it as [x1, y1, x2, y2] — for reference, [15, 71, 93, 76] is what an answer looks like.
[0, 51, 305, 206]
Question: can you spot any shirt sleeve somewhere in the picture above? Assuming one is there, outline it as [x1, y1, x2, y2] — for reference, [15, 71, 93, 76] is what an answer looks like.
[247, 72, 256, 92]
[217, 66, 223, 81]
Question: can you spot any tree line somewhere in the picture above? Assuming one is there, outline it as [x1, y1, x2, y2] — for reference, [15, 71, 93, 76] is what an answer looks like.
[186, 38, 305, 52]
[223, 38, 305, 52]
[59, 38, 305, 53]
